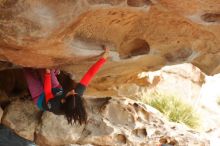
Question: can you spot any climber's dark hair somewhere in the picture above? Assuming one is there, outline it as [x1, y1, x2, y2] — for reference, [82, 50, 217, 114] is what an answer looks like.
[57, 71, 76, 94]
[59, 71, 87, 125]
[62, 93, 87, 125]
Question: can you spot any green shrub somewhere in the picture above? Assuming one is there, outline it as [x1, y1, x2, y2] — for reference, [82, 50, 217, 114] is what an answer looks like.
[141, 92, 200, 129]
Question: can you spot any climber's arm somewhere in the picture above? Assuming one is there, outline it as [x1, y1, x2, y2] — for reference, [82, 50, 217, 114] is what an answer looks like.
[79, 47, 109, 86]
[79, 57, 106, 86]
[44, 69, 53, 103]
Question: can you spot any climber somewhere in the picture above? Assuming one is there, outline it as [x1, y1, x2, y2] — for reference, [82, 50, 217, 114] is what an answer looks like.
[23, 46, 109, 125]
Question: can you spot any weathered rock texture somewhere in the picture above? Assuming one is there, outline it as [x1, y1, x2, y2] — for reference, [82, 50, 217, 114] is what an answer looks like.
[1, 99, 41, 141]
[0, 0, 219, 75]
[128, 63, 205, 100]
[2, 97, 210, 146]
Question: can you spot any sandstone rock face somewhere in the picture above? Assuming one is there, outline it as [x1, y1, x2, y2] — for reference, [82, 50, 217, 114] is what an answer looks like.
[0, 0, 219, 75]
[2, 98, 210, 146]
[1, 99, 41, 141]
[212, 64, 220, 75]
[137, 63, 205, 100]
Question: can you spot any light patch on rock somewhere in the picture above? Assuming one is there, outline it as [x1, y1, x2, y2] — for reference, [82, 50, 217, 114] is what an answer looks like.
[198, 74, 220, 131]
[70, 39, 103, 56]
[20, 1, 58, 37]
[187, 13, 219, 26]
[68, 38, 121, 61]
[31, 5, 57, 27]
[187, 50, 201, 62]
[200, 73, 220, 105]
[109, 51, 121, 61]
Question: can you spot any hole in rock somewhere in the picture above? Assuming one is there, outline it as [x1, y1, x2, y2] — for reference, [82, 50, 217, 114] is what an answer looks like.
[0, 69, 27, 96]
[121, 39, 150, 59]
[0, 68, 28, 108]
[164, 48, 193, 62]
[86, 96, 112, 112]
[115, 134, 127, 144]
[127, 0, 152, 7]
[159, 136, 178, 145]
[132, 128, 147, 138]
[201, 13, 220, 23]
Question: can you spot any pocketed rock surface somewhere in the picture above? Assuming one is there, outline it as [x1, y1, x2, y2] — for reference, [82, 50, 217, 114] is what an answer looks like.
[2, 98, 209, 146]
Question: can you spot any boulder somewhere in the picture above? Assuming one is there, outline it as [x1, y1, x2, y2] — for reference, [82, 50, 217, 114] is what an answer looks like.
[35, 97, 209, 146]
[139, 63, 205, 100]
[1, 99, 41, 141]
[1, 97, 210, 146]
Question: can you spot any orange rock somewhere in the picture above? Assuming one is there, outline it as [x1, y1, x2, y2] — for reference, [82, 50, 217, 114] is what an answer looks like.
[0, 0, 219, 75]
